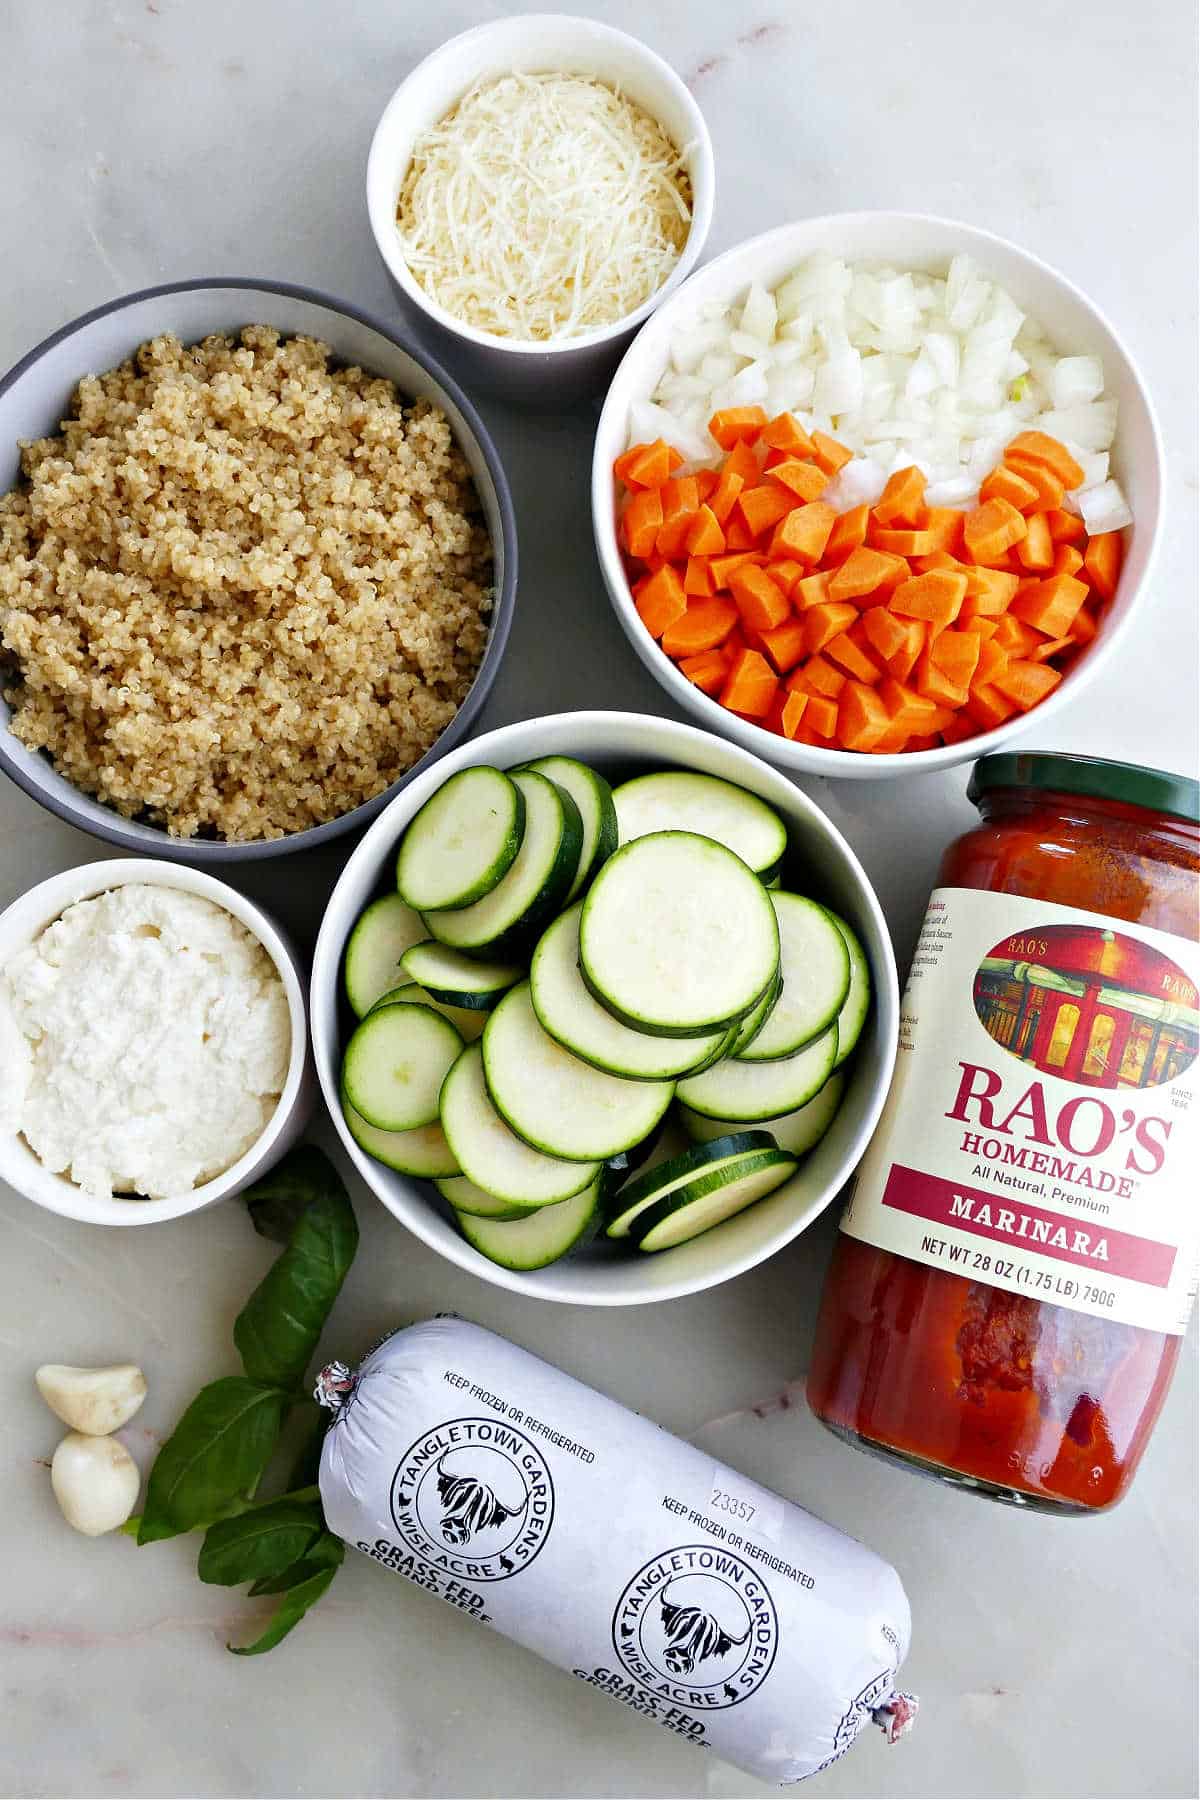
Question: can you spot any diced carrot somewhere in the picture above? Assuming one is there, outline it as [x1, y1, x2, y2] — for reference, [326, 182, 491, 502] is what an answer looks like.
[915, 649, 968, 709]
[723, 439, 762, 487]
[922, 507, 966, 553]
[634, 564, 687, 639]
[695, 469, 719, 501]
[940, 714, 980, 746]
[910, 549, 962, 575]
[966, 682, 1018, 730]
[1083, 531, 1123, 602]
[1070, 606, 1099, 646]
[765, 459, 828, 504]
[979, 464, 1042, 513]
[886, 618, 927, 683]
[761, 413, 815, 457]
[685, 504, 726, 558]
[929, 628, 982, 690]
[724, 516, 759, 552]
[1015, 511, 1054, 572]
[1046, 508, 1087, 545]
[868, 728, 913, 754]
[1011, 572, 1089, 638]
[1051, 544, 1085, 578]
[709, 551, 762, 589]
[873, 465, 927, 528]
[1004, 431, 1086, 492]
[869, 525, 937, 556]
[736, 484, 795, 538]
[992, 659, 1064, 711]
[810, 431, 853, 476]
[861, 607, 912, 664]
[761, 688, 790, 736]
[769, 501, 837, 564]
[678, 649, 730, 696]
[805, 601, 861, 655]
[661, 598, 738, 657]
[709, 407, 768, 451]
[655, 476, 702, 557]
[878, 678, 939, 731]
[614, 439, 680, 489]
[802, 690, 840, 738]
[767, 558, 805, 599]
[963, 498, 1028, 564]
[828, 546, 905, 602]
[825, 631, 882, 684]
[779, 689, 809, 739]
[759, 617, 809, 674]
[729, 565, 791, 632]
[960, 567, 1020, 619]
[709, 468, 745, 526]
[1003, 455, 1066, 512]
[839, 680, 891, 750]
[891, 570, 967, 635]
[720, 647, 777, 716]
[793, 569, 834, 610]
[622, 488, 663, 560]
[683, 556, 715, 597]
[961, 615, 1000, 641]
[922, 705, 959, 734]
[796, 654, 847, 699]
[992, 614, 1043, 657]
[975, 638, 1010, 686]
[824, 504, 870, 564]
[1031, 634, 1076, 664]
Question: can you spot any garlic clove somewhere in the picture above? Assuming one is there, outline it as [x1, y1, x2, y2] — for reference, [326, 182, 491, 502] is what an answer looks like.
[50, 1432, 141, 1536]
[35, 1362, 147, 1436]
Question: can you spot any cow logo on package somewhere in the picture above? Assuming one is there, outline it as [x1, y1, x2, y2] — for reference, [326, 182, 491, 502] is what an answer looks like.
[611, 1545, 779, 1710]
[388, 1416, 554, 1582]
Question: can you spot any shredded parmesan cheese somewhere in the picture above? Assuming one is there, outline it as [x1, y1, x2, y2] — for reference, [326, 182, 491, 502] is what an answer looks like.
[396, 72, 693, 342]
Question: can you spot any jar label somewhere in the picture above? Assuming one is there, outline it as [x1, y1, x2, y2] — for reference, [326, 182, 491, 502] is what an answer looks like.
[843, 887, 1200, 1334]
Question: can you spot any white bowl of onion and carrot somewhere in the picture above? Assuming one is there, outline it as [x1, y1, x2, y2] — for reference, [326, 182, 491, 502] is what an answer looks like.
[592, 213, 1163, 778]
[366, 15, 714, 402]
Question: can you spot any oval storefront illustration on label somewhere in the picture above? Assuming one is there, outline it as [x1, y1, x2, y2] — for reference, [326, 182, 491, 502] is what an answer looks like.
[973, 922, 1199, 1090]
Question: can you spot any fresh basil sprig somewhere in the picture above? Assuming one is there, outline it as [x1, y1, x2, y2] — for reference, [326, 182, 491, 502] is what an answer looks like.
[133, 1146, 358, 1654]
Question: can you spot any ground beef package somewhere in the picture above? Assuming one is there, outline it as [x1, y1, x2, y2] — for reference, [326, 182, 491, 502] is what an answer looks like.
[317, 1317, 916, 1785]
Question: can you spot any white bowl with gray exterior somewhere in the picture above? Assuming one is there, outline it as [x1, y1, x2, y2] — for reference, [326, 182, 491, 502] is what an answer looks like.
[0, 859, 315, 1226]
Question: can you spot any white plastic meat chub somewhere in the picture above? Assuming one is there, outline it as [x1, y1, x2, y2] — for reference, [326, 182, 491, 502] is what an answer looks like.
[316, 1317, 917, 1786]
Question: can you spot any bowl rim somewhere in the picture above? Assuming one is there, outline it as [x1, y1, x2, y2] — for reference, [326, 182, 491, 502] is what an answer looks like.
[310, 707, 900, 1306]
[591, 208, 1165, 778]
[365, 13, 716, 358]
[0, 857, 312, 1225]
[0, 275, 519, 860]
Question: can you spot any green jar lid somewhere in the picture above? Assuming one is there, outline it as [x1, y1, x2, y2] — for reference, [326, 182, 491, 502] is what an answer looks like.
[969, 751, 1200, 826]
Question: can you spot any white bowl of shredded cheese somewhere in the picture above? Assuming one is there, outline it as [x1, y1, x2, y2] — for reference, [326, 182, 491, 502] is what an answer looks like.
[0, 861, 315, 1225]
[367, 15, 714, 400]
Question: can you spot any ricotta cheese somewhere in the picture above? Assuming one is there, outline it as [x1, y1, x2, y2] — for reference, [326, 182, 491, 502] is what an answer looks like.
[0, 884, 291, 1200]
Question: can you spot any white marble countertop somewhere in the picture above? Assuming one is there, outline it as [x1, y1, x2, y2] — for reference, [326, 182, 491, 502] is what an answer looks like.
[1, 3, 1196, 1796]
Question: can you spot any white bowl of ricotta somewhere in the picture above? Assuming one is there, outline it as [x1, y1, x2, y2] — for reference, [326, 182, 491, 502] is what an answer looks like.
[0, 861, 315, 1226]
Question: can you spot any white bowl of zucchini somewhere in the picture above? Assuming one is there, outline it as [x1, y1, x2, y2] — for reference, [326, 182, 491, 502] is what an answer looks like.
[310, 711, 898, 1305]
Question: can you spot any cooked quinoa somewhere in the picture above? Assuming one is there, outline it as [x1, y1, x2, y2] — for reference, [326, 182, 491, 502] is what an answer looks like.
[0, 327, 493, 840]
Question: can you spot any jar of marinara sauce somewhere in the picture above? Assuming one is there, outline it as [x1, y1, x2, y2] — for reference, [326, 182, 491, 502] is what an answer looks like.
[808, 752, 1199, 1513]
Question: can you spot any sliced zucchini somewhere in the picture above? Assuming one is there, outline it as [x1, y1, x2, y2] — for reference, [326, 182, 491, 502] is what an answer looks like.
[455, 1175, 604, 1271]
[604, 1115, 667, 1180]
[341, 1088, 460, 1178]
[530, 904, 726, 1081]
[439, 1044, 599, 1207]
[728, 967, 782, 1057]
[482, 982, 674, 1162]
[613, 771, 787, 878]
[369, 980, 485, 1042]
[343, 893, 427, 1017]
[424, 770, 582, 956]
[604, 1132, 778, 1240]
[680, 1069, 846, 1157]
[400, 941, 522, 1011]
[517, 756, 617, 901]
[579, 832, 779, 1037]
[634, 1150, 798, 1253]
[395, 766, 525, 912]
[677, 1024, 838, 1121]
[735, 894, 850, 1062]
[827, 911, 872, 1068]
[434, 1174, 538, 1221]
[341, 1003, 463, 1132]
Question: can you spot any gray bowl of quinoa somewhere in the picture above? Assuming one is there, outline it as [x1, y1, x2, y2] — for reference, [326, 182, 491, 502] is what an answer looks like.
[0, 278, 517, 862]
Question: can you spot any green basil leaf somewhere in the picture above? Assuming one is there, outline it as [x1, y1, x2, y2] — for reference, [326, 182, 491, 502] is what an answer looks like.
[138, 1379, 288, 1545]
[234, 1153, 358, 1391]
[198, 1495, 325, 1587]
[244, 1145, 344, 1245]
[229, 1534, 344, 1655]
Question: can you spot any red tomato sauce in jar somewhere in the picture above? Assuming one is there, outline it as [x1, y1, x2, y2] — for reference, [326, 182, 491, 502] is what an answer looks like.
[808, 752, 1200, 1513]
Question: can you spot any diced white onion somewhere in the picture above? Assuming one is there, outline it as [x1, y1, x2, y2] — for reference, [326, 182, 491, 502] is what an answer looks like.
[1077, 480, 1133, 534]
